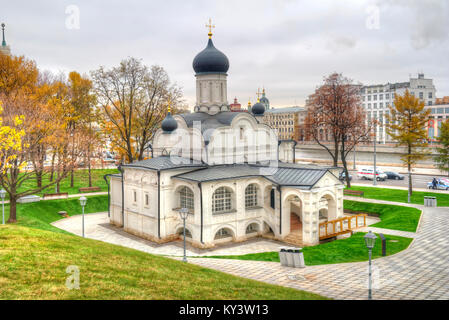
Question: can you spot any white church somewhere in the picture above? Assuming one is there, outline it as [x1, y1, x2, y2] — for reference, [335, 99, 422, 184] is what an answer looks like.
[108, 26, 344, 248]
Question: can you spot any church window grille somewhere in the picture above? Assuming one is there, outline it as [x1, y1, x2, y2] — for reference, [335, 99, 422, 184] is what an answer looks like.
[212, 187, 232, 213]
[245, 184, 258, 208]
[179, 186, 194, 211]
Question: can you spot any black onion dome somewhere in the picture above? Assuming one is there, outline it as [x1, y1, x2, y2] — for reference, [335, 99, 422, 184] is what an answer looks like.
[193, 38, 229, 74]
[252, 102, 265, 116]
[161, 112, 178, 133]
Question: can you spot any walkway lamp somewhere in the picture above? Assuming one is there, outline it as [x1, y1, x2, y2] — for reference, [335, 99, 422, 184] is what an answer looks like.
[79, 196, 87, 238]
[364, 231, 377, 300]
[0, 189, 6, 225]
[179, 207, 189, 263]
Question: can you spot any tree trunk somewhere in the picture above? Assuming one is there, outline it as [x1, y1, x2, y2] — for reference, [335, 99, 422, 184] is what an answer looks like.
[88, 151, 92, 188]
[408, 163, 412, 203]
[49, 152, 56, 182]
[8, 195, 17, 223]
[70, 168, 74, 188]
[340, 139, 351, 188]
[36, 172, 42, 188]
[333, 136, 339, 167]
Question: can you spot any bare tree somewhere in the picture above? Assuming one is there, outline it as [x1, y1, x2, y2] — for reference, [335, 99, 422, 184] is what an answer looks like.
[91, 58, 183, 163]
[305, 73, 370, 186]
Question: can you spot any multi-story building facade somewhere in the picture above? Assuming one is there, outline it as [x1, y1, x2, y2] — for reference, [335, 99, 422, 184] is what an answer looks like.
[262, 106, 305, 140]
[361, 74, 436, 143]
[426, 104, 449, 140]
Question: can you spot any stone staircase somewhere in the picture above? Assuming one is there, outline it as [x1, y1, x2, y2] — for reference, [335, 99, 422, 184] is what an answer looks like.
[283, 213, 303, 246]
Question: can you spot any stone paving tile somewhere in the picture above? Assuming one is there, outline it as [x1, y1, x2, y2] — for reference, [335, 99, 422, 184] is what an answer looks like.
[185, 204, 449, 300]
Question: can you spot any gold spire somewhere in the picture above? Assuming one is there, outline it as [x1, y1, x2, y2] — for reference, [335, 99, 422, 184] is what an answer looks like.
[256, 88, 261, 102]
[167, 98, 171, 113]
[248, 98, 251, 106]
[206, 18, 215, 39]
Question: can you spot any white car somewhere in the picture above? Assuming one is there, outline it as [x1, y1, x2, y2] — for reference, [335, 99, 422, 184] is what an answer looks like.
[357, 168, 387, 181]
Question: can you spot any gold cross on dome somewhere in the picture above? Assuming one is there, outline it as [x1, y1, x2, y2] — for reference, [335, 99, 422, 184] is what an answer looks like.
[256, 88, 261, 102]
[206, 18, 215, 38]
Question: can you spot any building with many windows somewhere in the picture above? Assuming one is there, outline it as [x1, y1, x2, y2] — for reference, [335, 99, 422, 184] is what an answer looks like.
[426, 104, 449, 140]
[108, 27, 344, 248]
[262, 106, 305, 140]
[361, 74, 436, 143]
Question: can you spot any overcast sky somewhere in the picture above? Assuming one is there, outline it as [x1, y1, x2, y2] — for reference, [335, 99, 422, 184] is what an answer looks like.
[2, 0, 449, 108]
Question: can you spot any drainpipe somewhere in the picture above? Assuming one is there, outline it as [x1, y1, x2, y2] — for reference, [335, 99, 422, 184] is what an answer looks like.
[157, 170, 161, 239]
[278, 185, 282, 235]
[292, 141, 297, 164]
[118, 164, 124, 227]
[198, 182, 204, 244]
[103, 174, 113, 217]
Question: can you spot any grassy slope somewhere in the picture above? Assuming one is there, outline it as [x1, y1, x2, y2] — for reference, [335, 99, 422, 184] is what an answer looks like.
[5, 169, 118, 200]
[205, 233, 413, 265]
[5, 195, 108, 233]
[344, 200, 421, 232]
[0, 225, 327, 300]
[348, 186, 449, 207]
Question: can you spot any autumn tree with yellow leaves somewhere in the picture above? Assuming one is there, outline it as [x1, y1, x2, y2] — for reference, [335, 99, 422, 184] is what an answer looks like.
[0, 53, 81, 222]
[386, 90, 430, 203]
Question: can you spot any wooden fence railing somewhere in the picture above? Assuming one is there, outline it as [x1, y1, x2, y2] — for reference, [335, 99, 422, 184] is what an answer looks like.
[319, 214, 367, 240]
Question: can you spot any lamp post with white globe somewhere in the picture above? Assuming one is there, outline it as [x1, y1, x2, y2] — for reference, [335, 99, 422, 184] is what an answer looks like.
[79, 196, 87, 237]
[179, 208, 189, 263]
[364, 231, 377, 300]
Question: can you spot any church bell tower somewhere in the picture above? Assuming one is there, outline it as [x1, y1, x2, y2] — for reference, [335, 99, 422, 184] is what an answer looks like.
[192, 19, 230, 115]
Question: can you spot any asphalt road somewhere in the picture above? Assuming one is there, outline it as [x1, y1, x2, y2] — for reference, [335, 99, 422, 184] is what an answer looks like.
[346, 170, 449, 190]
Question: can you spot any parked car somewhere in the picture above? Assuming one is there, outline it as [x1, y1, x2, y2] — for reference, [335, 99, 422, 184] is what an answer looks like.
[339, 171, 352, 181]
[427, 178, 449, 190]
[384, 171, 405, 180]
[357, 168, 387, 181]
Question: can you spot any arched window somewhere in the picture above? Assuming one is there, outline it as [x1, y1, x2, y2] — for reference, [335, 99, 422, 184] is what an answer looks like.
[178, 228, 192, 238]
[246, 223, 259, 234]
[245, 184, 258, 208]
[214, 228, 233, 239]
[179, 186, 194, 211]
[212, 187, 232, 214]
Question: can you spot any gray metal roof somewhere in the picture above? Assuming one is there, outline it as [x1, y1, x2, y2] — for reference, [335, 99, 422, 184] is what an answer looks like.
[121, 156, 205, 171]
[178, 111, 244, 142]
[172, 163, 329, 189]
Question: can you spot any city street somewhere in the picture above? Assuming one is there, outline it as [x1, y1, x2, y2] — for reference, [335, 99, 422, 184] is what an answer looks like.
[347, 170, 449, 190]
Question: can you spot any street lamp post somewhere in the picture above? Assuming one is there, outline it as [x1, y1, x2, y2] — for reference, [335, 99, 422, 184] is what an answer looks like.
[179, 208, 189, 263]
[79, 196, 87, 237]
[364, 231, 377, 300]
[0, 189, 6, 225]
[373, 121, 377, 186]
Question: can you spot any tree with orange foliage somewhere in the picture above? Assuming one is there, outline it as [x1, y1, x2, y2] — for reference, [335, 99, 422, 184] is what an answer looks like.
[0, 53, 81, 222]
[305, 73, 371, 187]
[386, 90, 430, 203]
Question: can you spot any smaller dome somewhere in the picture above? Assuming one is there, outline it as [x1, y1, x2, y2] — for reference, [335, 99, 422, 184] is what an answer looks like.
[161, 112, 178, 133]
[252, 102, 265, 116]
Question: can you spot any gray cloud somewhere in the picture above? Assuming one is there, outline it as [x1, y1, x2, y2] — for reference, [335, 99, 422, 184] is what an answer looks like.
[1, 0, 448, 107]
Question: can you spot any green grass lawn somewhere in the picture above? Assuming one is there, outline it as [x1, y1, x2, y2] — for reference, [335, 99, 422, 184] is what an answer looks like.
[347, 186, 449, 207]
[0, 225, 327, 300]
[344, 200, 421, 232]
[205, 233, 412, 266]
[5, 169, 118, 200]
[7, 195, 108, 233]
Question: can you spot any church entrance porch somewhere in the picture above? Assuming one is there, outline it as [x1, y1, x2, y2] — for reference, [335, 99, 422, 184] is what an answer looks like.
[283, 212, 303, 246]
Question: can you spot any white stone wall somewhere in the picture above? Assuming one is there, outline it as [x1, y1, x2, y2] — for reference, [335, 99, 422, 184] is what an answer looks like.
[110, 166, 343, 247]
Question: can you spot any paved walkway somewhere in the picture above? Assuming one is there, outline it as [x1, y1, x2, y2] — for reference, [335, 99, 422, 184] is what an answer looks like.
[52, 212, 287, 257]
[186, 201, 449, 300]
